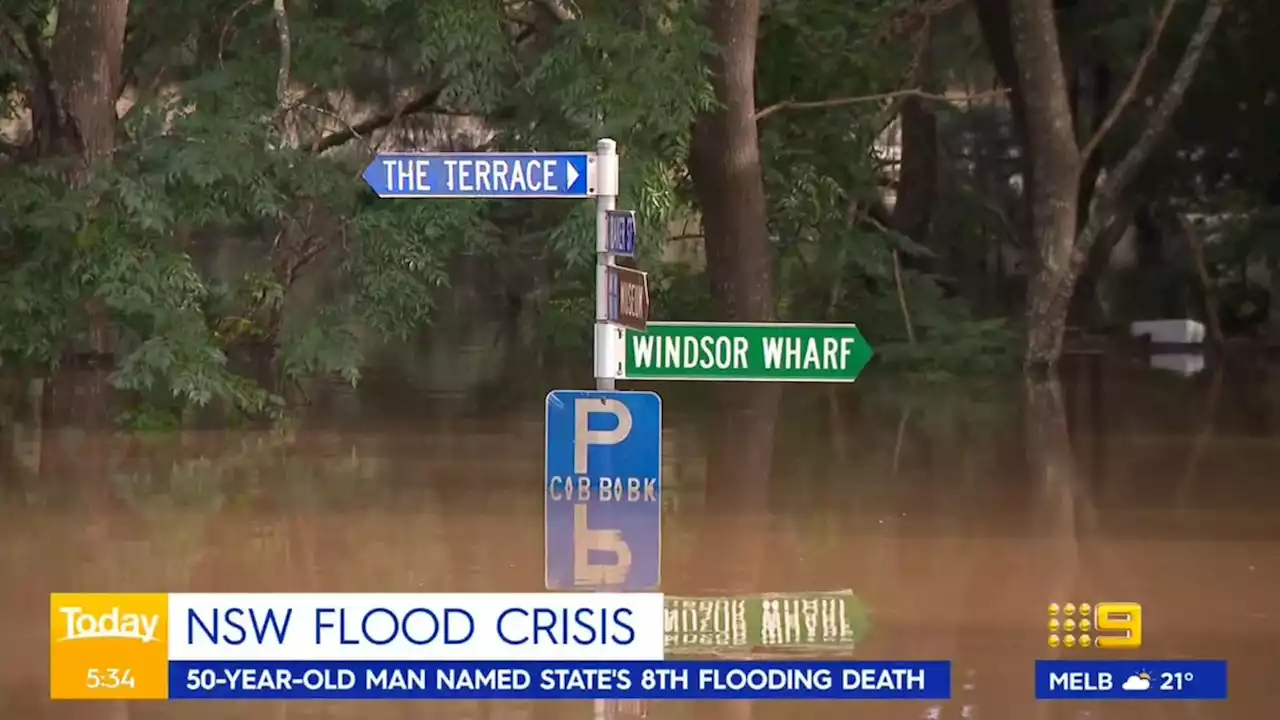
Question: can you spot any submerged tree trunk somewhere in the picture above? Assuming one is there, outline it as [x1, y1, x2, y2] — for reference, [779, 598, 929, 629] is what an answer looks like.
[688, 21, 782, 720]
[688, 14, 782, 690]
[1004, 0, 1226, 369]
[52, 0, 129, 359]
[1023, 372, 1083, 617]
[699, 383, 779, 720]
[38, 0, 130, 432]
[689, 0, 774, 322]
[36, 1, 130, 572]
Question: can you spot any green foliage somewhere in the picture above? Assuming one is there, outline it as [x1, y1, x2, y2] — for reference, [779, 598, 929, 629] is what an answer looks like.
[1, 0, 717, 425]
[1220, 208, 1280, 263]
[277, 305, 364, 387]
[541, 271, 594, 350]
[528, 0, 1016, 375]
[348, 199, 487, 340]
[753, 0, 1014, 373]
[3, 0, 1064, 431]
[648, 263, 713, 322]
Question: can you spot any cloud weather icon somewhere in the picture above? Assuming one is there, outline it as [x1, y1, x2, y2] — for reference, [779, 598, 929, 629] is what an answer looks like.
[1122, 673, 1151, 691]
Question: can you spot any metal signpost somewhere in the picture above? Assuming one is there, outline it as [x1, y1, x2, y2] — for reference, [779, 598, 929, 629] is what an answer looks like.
[544, 389, 662, 591]
[363, 141, 646, 720]
[365, 140, 875, 716]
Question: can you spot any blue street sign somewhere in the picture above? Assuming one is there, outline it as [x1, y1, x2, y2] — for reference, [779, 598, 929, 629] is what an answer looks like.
[545, 389, 661, 591]
[606, 210, 637, 256]
[363, 152, 592, 198]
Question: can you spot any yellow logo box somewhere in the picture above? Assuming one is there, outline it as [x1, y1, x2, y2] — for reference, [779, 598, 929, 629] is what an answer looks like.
[49, 593, 169, 700]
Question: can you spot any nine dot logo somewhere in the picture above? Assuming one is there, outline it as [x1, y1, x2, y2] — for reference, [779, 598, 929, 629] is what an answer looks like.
[1047, 601, 1143, 650]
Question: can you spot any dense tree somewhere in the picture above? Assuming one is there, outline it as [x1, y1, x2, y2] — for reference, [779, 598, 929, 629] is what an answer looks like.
[0, 0, 1273, 429]
[980, 0, 1227, 367]
[1, 0, 714, 423]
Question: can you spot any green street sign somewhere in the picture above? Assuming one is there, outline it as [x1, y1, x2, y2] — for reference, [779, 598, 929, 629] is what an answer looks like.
[664, 590, 870, 654]
[621, 322, 873, 382]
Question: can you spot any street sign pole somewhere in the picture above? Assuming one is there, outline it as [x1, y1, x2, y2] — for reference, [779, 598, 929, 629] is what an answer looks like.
[594, 139, 621, 391]
[362, 140, 634, 390]
[590, 141, 623, 720]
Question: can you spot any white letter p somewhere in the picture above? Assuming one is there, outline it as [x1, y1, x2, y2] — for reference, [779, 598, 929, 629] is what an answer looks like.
[574, 399, 632, 474]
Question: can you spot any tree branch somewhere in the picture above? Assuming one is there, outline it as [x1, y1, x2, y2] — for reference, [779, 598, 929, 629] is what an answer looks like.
[1, 9, 69, 156]
[871, 18, 935, 133]
[1074, 0, 1228, 267]
[309, 82, 449, 153]
[0, 11, 29, 60]
[1079, 0, 1177, 163]
[529, 0, 579, 23]
[755, 88, 1007, 121]
[294, 102, 368, 153]
[272, 0, 298, 148]
[220, 0, 266, 65]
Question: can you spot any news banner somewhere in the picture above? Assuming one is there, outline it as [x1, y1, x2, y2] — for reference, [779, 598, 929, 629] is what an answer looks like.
[50, 593, 1226, 701]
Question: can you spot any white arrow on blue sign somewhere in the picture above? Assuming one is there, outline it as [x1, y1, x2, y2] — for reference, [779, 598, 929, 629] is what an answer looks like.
[363, 152, 593, 198]
[606, 210, 637, 256]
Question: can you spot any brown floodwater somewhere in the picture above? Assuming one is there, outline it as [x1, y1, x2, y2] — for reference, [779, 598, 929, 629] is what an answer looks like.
[2, 357, 1278, 719]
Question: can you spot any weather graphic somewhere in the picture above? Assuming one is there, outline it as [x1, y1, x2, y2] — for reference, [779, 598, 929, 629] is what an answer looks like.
[1036, 659, 1227, 701]
[1048, 601, 1142, 649]
[1123, 672, 1152, 691]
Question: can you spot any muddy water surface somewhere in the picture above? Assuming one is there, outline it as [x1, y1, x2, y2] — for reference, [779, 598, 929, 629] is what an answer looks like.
[2, 361, 1278, 719]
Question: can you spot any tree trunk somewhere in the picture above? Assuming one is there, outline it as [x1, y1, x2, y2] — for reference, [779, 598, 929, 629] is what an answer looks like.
[1023, 372, 1082, 622]
[1269, 256, 1280, 343]
[689, 0, 774, 323]
[37, 0, 130, 558]
[699, 384, 779, 720]
[51, 0, 128, 168]
[699, 383, 779, 583]
[1009, 0, 1082, 369]
[973, 0, 1038, 246]
[982, 0, 1225, 368]
[41, 0, 130, 431]
[892, 21, 939, 252]
[687, 0, 780, 624]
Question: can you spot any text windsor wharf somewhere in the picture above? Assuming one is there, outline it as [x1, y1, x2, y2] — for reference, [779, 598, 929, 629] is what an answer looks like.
[617, 323, 873, 382]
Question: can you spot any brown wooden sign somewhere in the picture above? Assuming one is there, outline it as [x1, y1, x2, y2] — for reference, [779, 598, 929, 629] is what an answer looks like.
[607, 265, 649, 331]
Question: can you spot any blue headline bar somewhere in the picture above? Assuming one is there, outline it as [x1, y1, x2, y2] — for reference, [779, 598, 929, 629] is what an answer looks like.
[1035, 660, 1227, 700]
[363, 153, 591, 198]
[170, 660, 952, 700]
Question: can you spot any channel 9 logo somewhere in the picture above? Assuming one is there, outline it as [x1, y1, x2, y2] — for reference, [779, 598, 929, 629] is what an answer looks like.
[1047, 602, 1142, 649]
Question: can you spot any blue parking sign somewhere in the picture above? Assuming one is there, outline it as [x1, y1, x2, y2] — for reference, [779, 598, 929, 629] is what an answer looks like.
[545, 390, 661, 591]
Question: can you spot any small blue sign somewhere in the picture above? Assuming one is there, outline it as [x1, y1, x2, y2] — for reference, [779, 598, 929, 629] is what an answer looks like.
[545, 389, 661, 591]
[607, 270, 620, 321]
[606, 210, 637, 256]
[363, 152, 591, 198]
